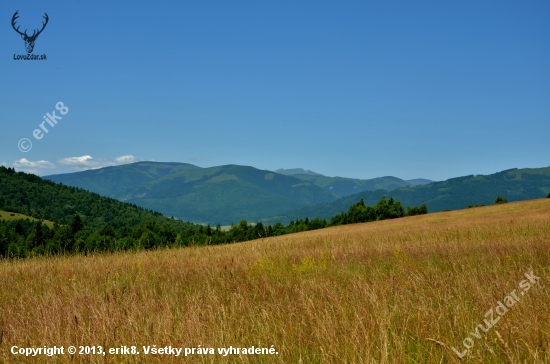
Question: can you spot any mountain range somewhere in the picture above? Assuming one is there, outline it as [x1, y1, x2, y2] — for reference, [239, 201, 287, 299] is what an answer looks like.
[44, 163, 550, 225]
[263, 166, 550, 224]
[44, 163, 431, 224]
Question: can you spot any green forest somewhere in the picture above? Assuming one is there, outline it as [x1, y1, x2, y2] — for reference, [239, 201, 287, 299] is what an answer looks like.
[0, 166, 427, 258]
[268, 166, 550, 224]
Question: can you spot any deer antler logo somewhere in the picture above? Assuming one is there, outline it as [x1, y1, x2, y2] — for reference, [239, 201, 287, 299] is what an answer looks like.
[12, 11, 49, 54]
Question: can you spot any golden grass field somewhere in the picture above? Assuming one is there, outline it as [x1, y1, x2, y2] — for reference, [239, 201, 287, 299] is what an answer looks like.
[0, 199, 549, 363]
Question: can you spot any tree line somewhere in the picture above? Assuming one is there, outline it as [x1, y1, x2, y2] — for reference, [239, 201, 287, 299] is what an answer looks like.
[0, 166, 427, 258]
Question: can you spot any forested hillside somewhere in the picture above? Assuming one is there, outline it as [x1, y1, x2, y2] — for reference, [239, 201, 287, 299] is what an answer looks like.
[275, 169, 433, 197]
[264, 167, 550, 224]
[0, 166, 187, 230]
[0, 165, 197, 257]
[45, 162, 338, 224]
[1, 166, 426, 258]
[291, 174, 411, 197]
[42, 162, 199, 197]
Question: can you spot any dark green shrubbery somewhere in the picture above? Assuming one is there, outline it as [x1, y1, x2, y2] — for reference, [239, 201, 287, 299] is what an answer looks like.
[467, 204, 485, 208]
[494, 195, 508, 204]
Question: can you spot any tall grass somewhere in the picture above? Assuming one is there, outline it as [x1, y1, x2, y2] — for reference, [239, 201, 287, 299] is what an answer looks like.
[1, 199, 549, 363]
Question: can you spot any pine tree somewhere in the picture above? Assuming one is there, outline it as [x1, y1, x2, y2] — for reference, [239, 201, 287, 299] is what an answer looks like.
[71, 214, 84, 235]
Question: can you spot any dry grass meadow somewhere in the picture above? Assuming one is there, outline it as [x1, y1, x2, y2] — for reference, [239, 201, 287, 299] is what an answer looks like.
[1, 199, 549, 363]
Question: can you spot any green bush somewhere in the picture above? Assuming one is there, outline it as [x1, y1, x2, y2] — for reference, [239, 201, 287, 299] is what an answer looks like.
[494, 195, 507, 204]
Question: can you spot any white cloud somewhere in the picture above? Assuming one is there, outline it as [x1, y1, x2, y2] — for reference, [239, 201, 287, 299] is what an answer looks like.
[58, 155, 94, 166]
[115, 155, 136, 163]
[8, 155, 138, 175]
[57, 155, 138, 171]
[12, 158, 56, 175]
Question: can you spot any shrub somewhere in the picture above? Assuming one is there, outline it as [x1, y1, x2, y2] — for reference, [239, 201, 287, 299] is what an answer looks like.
[494, 195, 507, 204]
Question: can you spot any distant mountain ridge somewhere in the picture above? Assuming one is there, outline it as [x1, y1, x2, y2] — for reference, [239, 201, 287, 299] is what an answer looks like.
[261, 166, 550, 224]
[47, 162, 197, 197]
[275, 168, 324, 177]
[278, 169, 433, 197]
[292, 174, 411, 197]
[46, 162, 338, 225]
[45, 163, 434, 224]
[44, 162, 549, 226]
[405, 178, 433, 186]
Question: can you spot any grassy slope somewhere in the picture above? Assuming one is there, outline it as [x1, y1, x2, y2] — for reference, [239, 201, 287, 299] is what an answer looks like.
[1, 199, 549, 363]
[0, 210, 55, 228]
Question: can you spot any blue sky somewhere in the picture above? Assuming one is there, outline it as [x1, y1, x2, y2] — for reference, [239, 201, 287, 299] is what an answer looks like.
[1, 0, 548, 181]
